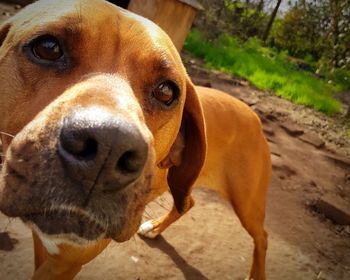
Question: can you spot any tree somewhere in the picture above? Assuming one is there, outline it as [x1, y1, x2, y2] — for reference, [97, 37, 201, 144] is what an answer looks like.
[263, 0, 283, 41]
[327, 0, 350, 69]
[194, 0, 270, 40]
[271, 0, 350, 70]
[257, 0, 264, 12]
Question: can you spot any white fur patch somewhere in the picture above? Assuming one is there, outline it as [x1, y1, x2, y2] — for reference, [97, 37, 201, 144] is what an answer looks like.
[26, 220, 106, 255]
[29, 223, 60, 255]
[138, 220, 154, 235]
[40, 235, 60, 255]
[138, 220, 160, 239]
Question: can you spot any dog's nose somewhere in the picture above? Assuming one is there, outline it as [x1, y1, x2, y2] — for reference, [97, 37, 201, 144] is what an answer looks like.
[58, 109, 148, 192]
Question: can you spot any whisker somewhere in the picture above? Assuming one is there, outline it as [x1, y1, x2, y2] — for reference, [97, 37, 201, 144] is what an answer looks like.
[160, 194, 172, 206]
[145, 204, 157, 218]
[0, 131, 14, 138]
[142, 208, 153, 220]
[1, 217, 14, 232]
[151, 200, 171, 212]
[142, 213, 151, 220]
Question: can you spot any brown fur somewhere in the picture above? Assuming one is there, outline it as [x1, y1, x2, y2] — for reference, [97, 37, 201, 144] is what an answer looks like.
[0, 0, 271, 279]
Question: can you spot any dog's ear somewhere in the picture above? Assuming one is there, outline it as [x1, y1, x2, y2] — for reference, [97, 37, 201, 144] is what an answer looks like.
[0, 22, 11, 48]
[165, 79, 207, 213]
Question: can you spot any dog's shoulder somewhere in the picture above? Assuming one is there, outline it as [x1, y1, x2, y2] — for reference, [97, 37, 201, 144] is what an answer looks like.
[195, 86, 260, 123]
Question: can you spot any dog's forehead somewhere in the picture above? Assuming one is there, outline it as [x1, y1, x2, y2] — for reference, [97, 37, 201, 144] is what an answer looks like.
[7, 0, 184, 73]
[10, 0, 177, 52]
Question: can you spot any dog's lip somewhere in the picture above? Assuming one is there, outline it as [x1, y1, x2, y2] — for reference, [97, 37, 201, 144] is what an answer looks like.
[21, 207, 108, 240]
[6, 162, 28, 182]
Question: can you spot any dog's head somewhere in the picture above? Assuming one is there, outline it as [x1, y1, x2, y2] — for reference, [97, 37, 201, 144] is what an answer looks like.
[0, 0, 206, 246]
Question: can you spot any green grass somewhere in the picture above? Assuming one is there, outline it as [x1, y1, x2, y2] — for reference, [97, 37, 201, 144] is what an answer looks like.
[184, 30, 342, 115]
[326, 68, 350, 92]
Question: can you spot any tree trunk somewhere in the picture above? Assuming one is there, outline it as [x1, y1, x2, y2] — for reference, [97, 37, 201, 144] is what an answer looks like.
[257, 0, 264, 12]
[262, 0, 283, 42]
[331, 0, 341, 68]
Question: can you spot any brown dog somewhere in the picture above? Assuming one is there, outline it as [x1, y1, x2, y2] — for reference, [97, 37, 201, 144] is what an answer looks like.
[0, 0, 271, 279]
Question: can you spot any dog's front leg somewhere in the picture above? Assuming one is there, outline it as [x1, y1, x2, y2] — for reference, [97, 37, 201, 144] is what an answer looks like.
[138, 195, 194, 239]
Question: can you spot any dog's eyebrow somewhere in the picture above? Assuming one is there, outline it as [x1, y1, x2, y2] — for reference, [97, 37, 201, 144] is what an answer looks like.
[152, 58, 172, 73]
[19, 15, 83, 43]
[61, 16, 83, 38]
[149, 57, 183, 87]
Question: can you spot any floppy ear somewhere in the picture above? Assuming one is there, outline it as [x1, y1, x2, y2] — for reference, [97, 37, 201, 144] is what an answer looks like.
[166, 79, 207, 213]
[0, 22, 11, 48]
[0, 22, 12, 151]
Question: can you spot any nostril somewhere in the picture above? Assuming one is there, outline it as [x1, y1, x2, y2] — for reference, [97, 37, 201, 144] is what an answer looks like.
[73, 138, 98, 160]
[117, 150, 145, 174]
[60, 133, 98, 161]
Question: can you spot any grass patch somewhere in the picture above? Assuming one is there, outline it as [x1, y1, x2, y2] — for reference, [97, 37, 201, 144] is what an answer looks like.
[184, 30, 342, 115]
[326, 68, 350, 92]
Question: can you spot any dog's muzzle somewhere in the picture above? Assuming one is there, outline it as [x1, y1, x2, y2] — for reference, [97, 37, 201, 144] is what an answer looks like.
[0, 106, 154, 244]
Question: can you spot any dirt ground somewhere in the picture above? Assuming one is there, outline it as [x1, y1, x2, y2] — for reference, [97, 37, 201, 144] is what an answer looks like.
[1, 2, 350, 280]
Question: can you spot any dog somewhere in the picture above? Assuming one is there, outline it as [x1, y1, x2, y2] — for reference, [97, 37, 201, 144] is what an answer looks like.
[0, 0, 271, 279]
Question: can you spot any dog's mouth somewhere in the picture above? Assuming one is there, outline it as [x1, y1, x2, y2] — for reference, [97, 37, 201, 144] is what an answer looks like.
[21, 206, 108, 242]
[0, 142, 154, 245]
[0, 164, 152, 243]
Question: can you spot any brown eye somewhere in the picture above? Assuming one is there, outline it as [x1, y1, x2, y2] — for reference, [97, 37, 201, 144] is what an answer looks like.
[31, 36, 63, 61]
[152, 81, 178, 106]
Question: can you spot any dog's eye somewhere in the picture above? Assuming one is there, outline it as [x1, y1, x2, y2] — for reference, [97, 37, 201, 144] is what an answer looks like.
[152, 81, 178, 106]
[31, 36, 63, 61]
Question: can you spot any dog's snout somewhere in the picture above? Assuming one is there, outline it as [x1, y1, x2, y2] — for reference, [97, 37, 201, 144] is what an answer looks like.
[60, 134, 98, 161]
[58, 109, 148, 192]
